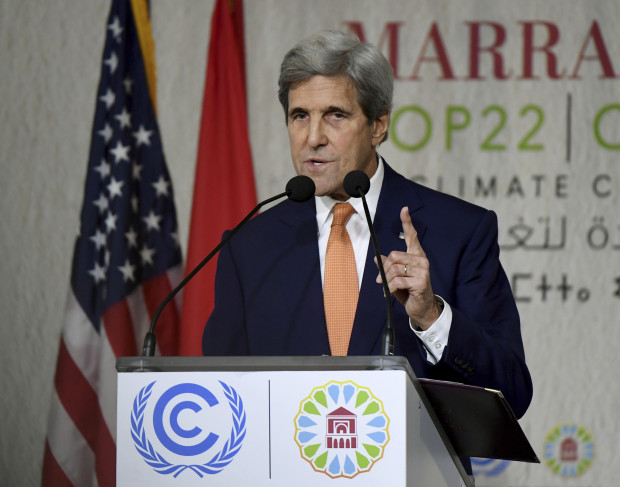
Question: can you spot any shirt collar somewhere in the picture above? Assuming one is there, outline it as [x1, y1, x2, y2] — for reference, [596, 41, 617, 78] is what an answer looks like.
[315, 156, 385, 232]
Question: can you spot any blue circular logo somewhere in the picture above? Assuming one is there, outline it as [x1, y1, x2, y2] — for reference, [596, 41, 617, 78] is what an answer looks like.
[471, 457, 510, 477]
[152, 383, 220, 456]
[131, 381, 246, 478]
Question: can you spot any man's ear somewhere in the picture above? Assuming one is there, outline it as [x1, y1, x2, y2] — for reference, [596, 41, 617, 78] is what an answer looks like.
[371, 113, 390, 146]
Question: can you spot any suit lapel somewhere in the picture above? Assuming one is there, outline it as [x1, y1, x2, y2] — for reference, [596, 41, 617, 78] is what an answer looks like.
[348, 162, 427, 354]
[274, 199, 330, 351]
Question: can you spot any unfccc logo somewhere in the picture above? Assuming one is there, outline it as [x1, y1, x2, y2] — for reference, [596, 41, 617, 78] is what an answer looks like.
[131, 381, 246, 478]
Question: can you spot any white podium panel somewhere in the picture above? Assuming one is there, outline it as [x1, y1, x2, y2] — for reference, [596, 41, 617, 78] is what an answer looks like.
[116, 357, 469, 486]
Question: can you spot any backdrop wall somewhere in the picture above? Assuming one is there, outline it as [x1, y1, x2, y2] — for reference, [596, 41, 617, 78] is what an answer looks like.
[1, 1, 617, 485]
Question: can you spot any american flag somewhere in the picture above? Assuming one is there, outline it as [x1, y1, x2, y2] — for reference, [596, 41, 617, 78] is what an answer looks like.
[42, 1, 182, 485]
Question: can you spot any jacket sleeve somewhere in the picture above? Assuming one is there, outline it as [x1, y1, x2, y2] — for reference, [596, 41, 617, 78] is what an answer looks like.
[430, 210, 533, 418]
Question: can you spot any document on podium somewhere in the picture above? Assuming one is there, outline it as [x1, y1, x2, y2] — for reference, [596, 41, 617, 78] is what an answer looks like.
[417, 378, 540, 463]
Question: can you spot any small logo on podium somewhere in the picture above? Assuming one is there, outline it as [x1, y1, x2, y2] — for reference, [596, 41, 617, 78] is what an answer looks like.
[130, 381, 246, 478]
[294, 381, 389, 478]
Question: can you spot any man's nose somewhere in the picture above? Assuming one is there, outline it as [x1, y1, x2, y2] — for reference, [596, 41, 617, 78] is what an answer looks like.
[307, 119, 327, 148]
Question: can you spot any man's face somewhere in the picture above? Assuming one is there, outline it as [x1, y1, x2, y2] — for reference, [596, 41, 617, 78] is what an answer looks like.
[287, 75, 389, 201]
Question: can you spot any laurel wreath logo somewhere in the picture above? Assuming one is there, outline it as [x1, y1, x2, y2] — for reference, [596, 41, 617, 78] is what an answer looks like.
[130, 380, 246, 477]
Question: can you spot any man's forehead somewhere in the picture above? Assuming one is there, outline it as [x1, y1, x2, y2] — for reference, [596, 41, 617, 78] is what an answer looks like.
[288, 75, 358, 110]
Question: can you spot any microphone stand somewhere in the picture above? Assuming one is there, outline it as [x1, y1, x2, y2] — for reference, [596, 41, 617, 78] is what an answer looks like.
[142, 192, 287, 356]
[344, 170, 394, 356]
[359, 192, 395, 356]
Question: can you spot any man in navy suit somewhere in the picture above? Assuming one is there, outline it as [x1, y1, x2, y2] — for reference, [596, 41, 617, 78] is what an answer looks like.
[203, 30, 532, 419]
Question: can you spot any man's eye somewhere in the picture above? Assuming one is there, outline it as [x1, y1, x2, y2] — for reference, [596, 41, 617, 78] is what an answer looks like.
[292, 113, 308, 121]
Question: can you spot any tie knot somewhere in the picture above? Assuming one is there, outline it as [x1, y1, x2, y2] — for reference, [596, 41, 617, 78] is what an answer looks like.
[332, 203, 355, 227]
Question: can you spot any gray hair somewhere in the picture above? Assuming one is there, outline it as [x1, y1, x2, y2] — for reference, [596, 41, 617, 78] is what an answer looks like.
[278, 30, 393, 141]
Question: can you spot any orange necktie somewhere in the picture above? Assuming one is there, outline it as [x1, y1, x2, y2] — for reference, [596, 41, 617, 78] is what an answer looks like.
[324, 203, 358, 356]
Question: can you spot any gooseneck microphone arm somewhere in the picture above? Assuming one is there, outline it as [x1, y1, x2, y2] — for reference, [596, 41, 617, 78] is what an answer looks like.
[142, 175, 315, 357]
[343, 170, 395, 356]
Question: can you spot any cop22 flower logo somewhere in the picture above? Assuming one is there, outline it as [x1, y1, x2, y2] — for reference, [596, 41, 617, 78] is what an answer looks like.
[543, 423, 594, 477]
[130, 381, 246, 477]
[294, 380, 389, 478]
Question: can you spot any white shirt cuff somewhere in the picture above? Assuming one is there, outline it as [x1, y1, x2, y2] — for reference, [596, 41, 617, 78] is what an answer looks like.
[410, 296, 452, 364]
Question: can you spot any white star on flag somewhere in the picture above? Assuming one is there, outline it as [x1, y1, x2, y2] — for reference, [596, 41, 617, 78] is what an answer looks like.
[115, 108, 132, 129]
[104, 51, 118, 74]
[108, 16, 123, 39]
[105, 211, 118, 233]
[118, 259, 136, 282]
[90, 230, 107, 250]
[94, 160, 111, 178]
[132, 125, 152, 146]
[131, 195, 139, 213]
[123, 77, 133, 94]
[98, 124, 113, 144]
[152, 176, 170, 197]
[99, 88, 116, 109]
[88, 262, 107, 283]
[110, 140, 130, 163]
[143, 210, 162, 231]
[125, 227, 138, 248]
[107, 176, 124, 199]
[93, 194, 109, 213]
[132, 163, 142, 180]
[139, 243, 155, 265]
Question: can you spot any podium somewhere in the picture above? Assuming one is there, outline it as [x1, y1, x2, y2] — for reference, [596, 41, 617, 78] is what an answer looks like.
[116, 356, 534, 486]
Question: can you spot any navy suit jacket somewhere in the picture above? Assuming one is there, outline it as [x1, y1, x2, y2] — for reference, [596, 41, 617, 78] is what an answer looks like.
[203, 162, 532, 418]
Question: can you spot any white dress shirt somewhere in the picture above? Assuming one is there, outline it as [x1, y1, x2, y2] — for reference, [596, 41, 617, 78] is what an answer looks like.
[315, 157, 451, 364]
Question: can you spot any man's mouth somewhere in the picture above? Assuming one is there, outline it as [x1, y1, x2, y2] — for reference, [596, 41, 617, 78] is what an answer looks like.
[307, 158, 330, 167]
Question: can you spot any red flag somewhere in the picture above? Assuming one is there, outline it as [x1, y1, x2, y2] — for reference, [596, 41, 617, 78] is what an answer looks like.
[41, 0, 182, 484]
[179, 0, 257, 355]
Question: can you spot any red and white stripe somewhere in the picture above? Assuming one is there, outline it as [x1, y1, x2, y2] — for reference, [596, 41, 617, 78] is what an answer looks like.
[42, 268, 181, 486]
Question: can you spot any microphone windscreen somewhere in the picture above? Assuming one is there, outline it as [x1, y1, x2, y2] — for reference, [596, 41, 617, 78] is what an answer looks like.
[286, 175, 316, 202]
[343, 170, 370, 198]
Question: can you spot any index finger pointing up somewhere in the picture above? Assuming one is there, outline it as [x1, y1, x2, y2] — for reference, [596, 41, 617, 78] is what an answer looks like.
[400, 206, 426, 257]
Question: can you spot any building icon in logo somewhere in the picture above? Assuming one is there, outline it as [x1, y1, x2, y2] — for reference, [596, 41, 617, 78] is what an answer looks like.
[326, 407, 357, 449]
[294, 380, 389, 479]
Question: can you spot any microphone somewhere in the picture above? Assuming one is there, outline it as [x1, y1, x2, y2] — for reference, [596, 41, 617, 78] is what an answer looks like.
[142, 175, 315, 356]
[343, 170, 395, 356]
[286, 174, 316, 202]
